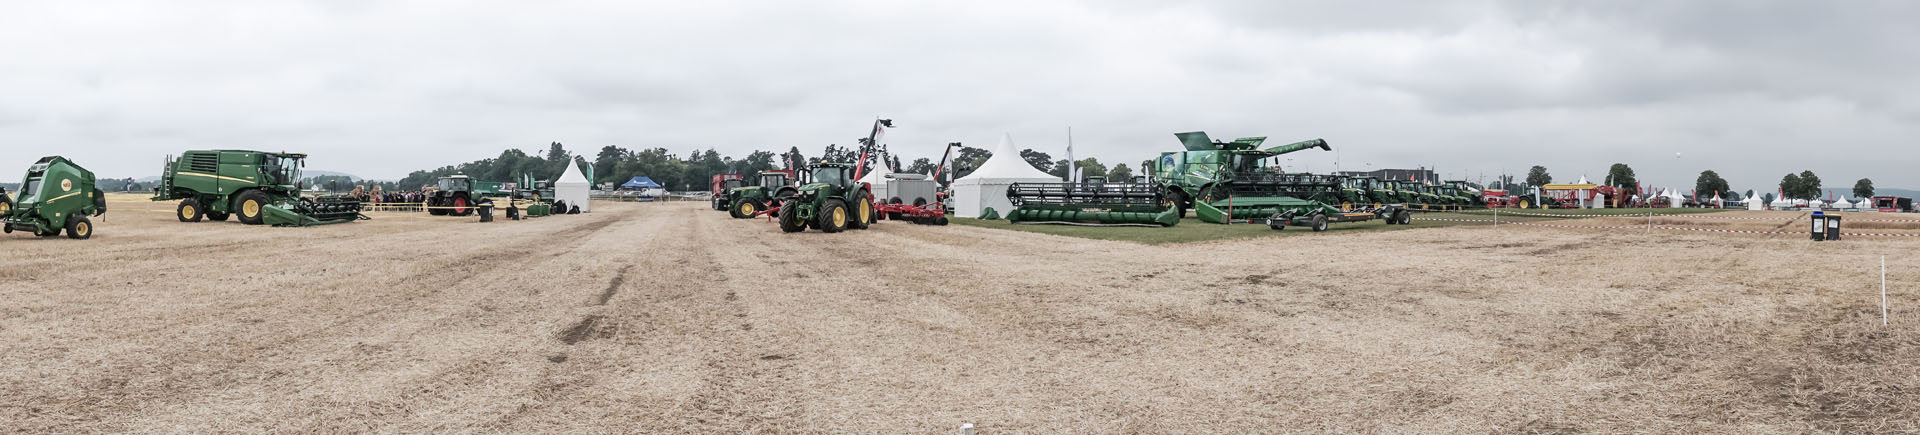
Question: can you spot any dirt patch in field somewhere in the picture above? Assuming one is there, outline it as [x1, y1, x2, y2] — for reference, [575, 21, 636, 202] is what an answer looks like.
[3, 200, 1918, 433]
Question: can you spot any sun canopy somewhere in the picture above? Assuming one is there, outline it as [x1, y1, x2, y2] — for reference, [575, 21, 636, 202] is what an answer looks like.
[620, 177, 662, 189]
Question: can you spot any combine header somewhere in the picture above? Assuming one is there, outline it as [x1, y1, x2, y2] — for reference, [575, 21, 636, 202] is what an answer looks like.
[1005, 178, 1179, 226]
[152, 150, 367, 226]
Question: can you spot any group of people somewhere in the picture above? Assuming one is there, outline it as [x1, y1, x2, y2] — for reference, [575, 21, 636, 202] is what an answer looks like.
[344, 186, 432, 211]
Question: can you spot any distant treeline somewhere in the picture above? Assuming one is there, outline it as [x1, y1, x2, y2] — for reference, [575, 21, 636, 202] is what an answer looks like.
[380, 141, 1142, 192]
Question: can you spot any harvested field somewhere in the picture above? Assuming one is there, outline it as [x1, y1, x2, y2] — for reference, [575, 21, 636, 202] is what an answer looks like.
[3, 199, 1918, 432]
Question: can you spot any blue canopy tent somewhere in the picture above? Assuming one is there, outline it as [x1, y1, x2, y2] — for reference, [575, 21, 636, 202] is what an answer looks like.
[620, 177, 662, 189]
[620, 177, 664, 202]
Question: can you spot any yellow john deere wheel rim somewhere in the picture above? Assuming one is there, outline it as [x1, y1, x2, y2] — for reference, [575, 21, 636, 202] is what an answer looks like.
[859, 199, 871, 222]
[741, 202, 756, 215]
[1341, 202, 1352, 212]
[75, 222, 89, 236]
[0, 202, 10, 215]
[243, 200, 261, 217]
[182, 205, 196, 218]
[831, 207, 846, 227]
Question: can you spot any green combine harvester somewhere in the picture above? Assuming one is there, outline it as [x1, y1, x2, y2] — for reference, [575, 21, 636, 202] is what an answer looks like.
[152, 150, 367, 226]
[1004, 178, 1180, 227]
[1152, 132, 1409, 230]
[1, 156, 105, 239]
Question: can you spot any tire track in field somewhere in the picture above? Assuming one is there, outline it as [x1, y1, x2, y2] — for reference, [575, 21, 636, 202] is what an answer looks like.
[21, 211, 631, 433]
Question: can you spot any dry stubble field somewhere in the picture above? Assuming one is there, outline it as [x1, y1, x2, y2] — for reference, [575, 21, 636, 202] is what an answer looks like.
[2, 199, 1917, 433]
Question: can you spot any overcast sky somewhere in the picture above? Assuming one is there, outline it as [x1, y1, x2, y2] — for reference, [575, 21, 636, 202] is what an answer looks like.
[3, 0, 1916, 193]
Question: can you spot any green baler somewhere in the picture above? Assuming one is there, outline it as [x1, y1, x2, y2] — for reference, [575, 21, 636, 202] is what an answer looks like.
[151, 150, 367, 226]
[2, 156, 105, 239]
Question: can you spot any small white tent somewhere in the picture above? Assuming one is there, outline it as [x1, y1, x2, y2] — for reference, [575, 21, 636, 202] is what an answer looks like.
[1807, 198, 1825, 209]
[952, 133, 1060, 218]
[857, 167, 894, 203]
[1832, 197, 1853, 209]
[1667, 190, 1685, 208]
[1747, 192, 1765, 211]
[555, 161, 591, 213]
[1771, 195, 1791, 209]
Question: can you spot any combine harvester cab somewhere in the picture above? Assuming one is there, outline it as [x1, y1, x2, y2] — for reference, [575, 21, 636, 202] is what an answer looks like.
[1005, 178, 1178, 227]
[2, 156, 105, 239]
[151, 150, 368, 227]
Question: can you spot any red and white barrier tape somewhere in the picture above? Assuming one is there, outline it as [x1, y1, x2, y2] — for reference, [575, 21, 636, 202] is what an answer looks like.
[1412, 217, 1920, 238]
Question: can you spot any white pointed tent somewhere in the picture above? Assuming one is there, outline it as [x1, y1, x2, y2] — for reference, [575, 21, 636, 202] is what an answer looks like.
[1808, 198, 1825, 208]
[555, 161, 591, 213]
[1667, 190, 1685, 208]
[1832, 197, 1851, 209]
[1710, 194, 1722, 208]
[856, 166, 895, 203]
[952, 133, 1061, 218]
[1747, 192, 1765, 211]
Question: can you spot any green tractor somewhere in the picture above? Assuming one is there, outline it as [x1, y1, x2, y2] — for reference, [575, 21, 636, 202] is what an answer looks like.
[2, 156, 105, 239]
[152, 150, 367, 226]
[427, 174, 504, 216]
[727, 169, 799, 219]
[776, 163, 874, 233]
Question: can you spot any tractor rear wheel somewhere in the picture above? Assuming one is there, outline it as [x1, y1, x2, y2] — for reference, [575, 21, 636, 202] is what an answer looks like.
[817, 199, 848, 233]
[177, 199, 204, 222]
[452, 195, 473, 217]
[849, 196, 872, 230]
[65, 215, 91, 240]
[235, 191, 269, 225]
[778, 199, 806, 233]
[1311, 215, 1329, 232]
[207, 211, 230, 221]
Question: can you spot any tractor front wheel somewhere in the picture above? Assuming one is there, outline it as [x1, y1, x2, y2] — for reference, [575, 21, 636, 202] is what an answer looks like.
[177, 199, 204, 222]
[849, 196, 872, 230]
[66, 215, 92, 240]
[778, 199, 806, 233]
[234, 191, 269, 225]
[817, 199, 848, 233]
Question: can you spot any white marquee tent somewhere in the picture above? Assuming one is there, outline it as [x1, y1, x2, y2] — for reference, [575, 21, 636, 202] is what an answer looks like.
[1747, 192, 1765, 210]
[1832, 197, 1854, 209]
[857, 167, 895, 203]
[953, 133, 1060, 218]
[555, 161, 591, 213]
[1667, 190, 1685, 208]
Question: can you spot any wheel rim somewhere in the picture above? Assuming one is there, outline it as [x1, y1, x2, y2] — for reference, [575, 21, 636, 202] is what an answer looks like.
[859, 199, 871, 222]
[183, 205, 196, 218]
[1, 202, 10, 215]
[76, 222, 89, 236]
[831, 207, 845, 227]
[243, 200, 260, 218]
[741, 202, 756, 215]
[454, 198, 468, 213]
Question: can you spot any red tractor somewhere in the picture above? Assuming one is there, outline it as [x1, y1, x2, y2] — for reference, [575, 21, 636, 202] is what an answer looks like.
[709, 174, 744, 211]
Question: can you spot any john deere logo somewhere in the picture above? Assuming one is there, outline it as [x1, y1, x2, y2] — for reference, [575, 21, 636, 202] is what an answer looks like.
[61, 179, 72, 192]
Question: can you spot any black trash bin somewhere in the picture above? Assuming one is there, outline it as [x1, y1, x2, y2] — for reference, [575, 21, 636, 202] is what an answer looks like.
[478, 202, 495, 222]
[1810, 212, 1827, 241]
[1825, 215, 1841, 241]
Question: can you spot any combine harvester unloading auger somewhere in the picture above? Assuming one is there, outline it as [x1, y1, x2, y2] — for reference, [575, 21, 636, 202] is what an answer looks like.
[1005, 178, 1180, 227]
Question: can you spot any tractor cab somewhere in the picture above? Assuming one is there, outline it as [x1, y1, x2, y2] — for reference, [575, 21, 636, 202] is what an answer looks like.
[436, 174, 473, 193]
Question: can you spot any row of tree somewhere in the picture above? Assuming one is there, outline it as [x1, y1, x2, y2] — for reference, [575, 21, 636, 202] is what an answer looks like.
[1512, 164, 1876, 204]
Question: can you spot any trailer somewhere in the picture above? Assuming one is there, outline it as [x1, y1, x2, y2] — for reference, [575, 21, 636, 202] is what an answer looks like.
[1872, 196, 1914, 213]
[1193, 196, 1409, 230]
